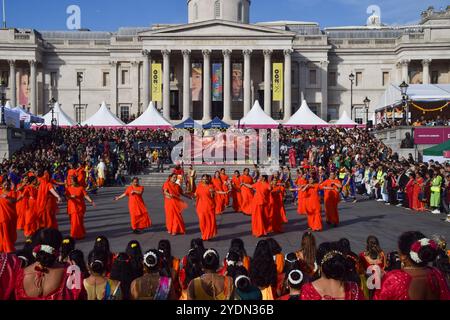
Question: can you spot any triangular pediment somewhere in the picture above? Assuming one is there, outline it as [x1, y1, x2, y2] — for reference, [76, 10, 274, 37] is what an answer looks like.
[139, 20, 296, 38]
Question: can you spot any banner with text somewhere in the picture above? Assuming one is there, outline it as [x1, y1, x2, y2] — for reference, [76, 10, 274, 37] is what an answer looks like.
[414, 127, 450, 144]
[212, 63, 223, 102]
[273, 63, 283, 102]
[151, 63, 162, 102]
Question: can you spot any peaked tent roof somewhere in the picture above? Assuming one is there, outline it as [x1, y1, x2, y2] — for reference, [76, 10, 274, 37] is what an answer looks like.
[81, 102, 125, 127]
[334, 110, 359, 128]
[203, 116, 230, 129]
[237, 101, 279, 129]
[174, 117, 203, 129]
[127, 102, 172, 129]
[284, 100, 329, 128]
[42, 103, 76, 127]
[423, 140, 450, 157]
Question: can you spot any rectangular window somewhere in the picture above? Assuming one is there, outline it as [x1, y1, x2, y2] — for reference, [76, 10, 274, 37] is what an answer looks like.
[121, 69, 129, 85]
[356, 72, 362, 87]
[1, 71, 9, 87]
[328, 71, 337, 87]
[309, 69, 317, 85]
[74, 104, 87, 123]
[102, 72, 110, 87]
[76, 72, 84, 86]
[431, 70, 439, 84]
[120, 105, 130, 122]
[327, 105, 339, 122]
[50, 72, 57, 88]
[382, 71, 389, 86]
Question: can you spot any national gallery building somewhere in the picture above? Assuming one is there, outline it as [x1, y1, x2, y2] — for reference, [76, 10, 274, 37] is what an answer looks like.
[0, 0, 449, 124]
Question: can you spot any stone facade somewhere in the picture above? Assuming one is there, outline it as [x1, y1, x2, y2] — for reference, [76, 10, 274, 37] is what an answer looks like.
[0, 2, 449, 124]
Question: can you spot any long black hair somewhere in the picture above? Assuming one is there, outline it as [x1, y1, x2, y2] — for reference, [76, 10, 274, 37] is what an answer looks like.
[158, 239, 174, 278]
[33, 228, 63, 269]
[68, 249, 89, 279]
[183, 249, 203, 288]
[250, 240, 277, 288]
[60, 237, 76, 263]
[125, 240, 144, 280]
[110, 252, 134, 300]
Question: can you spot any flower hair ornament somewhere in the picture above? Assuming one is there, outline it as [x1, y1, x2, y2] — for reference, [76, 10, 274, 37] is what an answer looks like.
[203, 249, 218, 259]
[62, 239, 71, 245]
[131, 243, 138, 249]
[320, 250, 343, 266]
[288, 270, 304, 285]
[234, 275, 251, 288]
[409, 238, 438, 264]
[96, 237, 103, 242]
[32, 245, 58, 258]
[144, 251, 158, 268]
[285, 254, 297, 264]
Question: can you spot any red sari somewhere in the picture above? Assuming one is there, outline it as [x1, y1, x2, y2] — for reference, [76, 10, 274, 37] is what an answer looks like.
[374, 268, 450, 300]
[269, 185, 286, 234]
[0, 192, 17, 253]
[304, 184, 322, 231]
[125, 185, 152, 230]
[231, 175, 242, 213]
[239, 175, 254, 215]
[66, 186, 88, 239]
[36, 173, 59, 229]
[211, 177, 226, 215]
[195, 183, 217, 241]
[162, 181, 187, 235]
[320, 179, 341, 225]
[250, 181, 270, 238]
[301, 282, 365, 300]
[411, 178, 425, 211]
[0, 253, 21, 300]
[296, 177, 307, 215]
[23, 185, 39, 237]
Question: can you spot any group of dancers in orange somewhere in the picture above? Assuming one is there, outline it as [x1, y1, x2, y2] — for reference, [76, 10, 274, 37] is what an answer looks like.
[0, 166, 343, 253]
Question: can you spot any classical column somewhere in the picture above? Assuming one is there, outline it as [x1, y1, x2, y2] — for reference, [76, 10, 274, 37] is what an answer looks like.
[142, 50, 151, 107]
[222, 49, 232, 122]
[320, 60, 329, 120]
[8, 60, 16, 107]
[283, 49, 293, 121]
[110, 60, 118, 114]
[243, 49, 252, 116]
[162, 49, 171, 120]
[401, 59, 410, 83]
[182, 49, 191, 120]
[131, 60, 140, 115]
[202, 49, 212, 122]
[422, 59, 431, 84]
[29, 60, 37, 114]
[263, 49, 272, 116]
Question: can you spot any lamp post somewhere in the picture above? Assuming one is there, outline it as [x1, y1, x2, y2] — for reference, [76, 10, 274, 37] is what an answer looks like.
[399, 81, 409, 125]
[363, 96, 371, 125]
[76, 73, 83, 124]
[349, 73, 355, 120]
[49, 97, 57, 129]
[0, 80, 6, 125]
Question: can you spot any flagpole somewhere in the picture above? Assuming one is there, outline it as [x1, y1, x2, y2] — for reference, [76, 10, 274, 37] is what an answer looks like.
[2, 0, 6, 29]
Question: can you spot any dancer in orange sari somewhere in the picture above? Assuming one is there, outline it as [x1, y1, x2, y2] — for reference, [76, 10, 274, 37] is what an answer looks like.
[295, 170, 308, 215]
[23, 176, 39, 237]
[115, 177, 152, 234]
[37, 171, 62, 229]
[0, 180, 18, 253]
[76, 162, 87, 188]
[320, 172, 342, 227]
[66, 163, 77, 186]
[269, 177, 287, 234]
[66, 176, 95, 240]
[194, 175, 217, 241]
[302, 177, 323, 232]
[411, 173, 425, 211]
[15, 176, 29, 230]
[220, 168, 230, 207]
[212, 171, 226, 215]
[242, 175, 271, 238]
[163, 174, 188, 236]
[231, 171, 242, 213]
[239, 168, 254, 215]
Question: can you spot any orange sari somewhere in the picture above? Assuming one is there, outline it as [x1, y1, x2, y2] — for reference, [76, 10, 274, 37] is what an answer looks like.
[269, 185, 286, 234]
[251, 181, 270, 238]
[37, 172, 59, 229]
[320, 179, 341, 225]
[231, 175, 242, 213]
[195, 183, 217, 241]
[23, 185, 38, 237]
[125, 185, 152, 230]
[239, 175, 254, 215]
[15, 184, 27, 230]
[412, 177, 425, 211]
[66, 186, 88, 239]
[211, 178, 226, 215]
[220, 174, 230, 206]
[162, 181, 187, 235]
[296, 177, 307, 215]
[304, 184, 322, 231]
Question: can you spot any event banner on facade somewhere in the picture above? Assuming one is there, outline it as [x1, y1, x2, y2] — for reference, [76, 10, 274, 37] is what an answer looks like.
[212, 63, 223, 102]
[414, 127, 450, 144]
[191, 63, 203, 102]
[232, 63, 243, 102]
[151, 63, 162, 102]
[272, 63, 283, 101]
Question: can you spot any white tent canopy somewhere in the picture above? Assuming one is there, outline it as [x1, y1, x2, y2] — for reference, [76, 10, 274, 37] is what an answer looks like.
[127, 101, 172, 129]
[82, 102, 125, 127]
[42, 102, 76, 127]
[237, 100, 279, 128]
[334, 110, 359, 128]
[375, 84, 450, 111]
[284, 100, 329, 128]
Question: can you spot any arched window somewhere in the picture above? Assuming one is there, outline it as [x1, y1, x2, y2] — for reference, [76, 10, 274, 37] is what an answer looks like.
[214, 0, 221, 19]
[237, 1, 243, 21]
[194, 3, 198, 20]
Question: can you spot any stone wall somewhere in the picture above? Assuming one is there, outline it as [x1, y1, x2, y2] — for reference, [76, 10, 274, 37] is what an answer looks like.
[0, 126, 40, 160]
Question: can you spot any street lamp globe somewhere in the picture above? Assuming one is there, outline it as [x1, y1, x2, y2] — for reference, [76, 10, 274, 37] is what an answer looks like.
[364, 96, 371, 109]
[349, 73, 355, 82]
[399, 81, 409, 96]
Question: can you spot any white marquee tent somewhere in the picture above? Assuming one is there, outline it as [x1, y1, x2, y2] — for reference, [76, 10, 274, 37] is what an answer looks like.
[42, 102, 76, 127]
[127, 102, 172, 129]
[333, 110, 360, 128]
[237, 100, 279, 128]
[284, 100, 329, 128]
[82, 102, 125, 127]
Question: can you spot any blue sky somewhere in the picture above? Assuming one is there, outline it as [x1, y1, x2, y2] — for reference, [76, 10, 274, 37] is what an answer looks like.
[3, 0, 450, 31]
